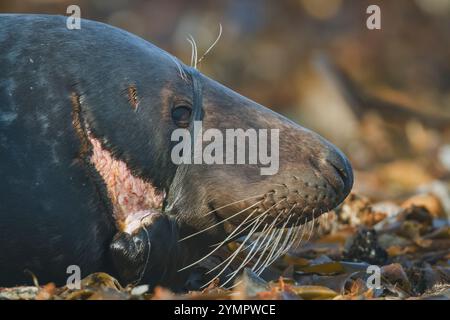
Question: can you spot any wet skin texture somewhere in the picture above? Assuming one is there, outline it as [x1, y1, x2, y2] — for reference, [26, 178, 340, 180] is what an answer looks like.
[0, 15, 353, 289]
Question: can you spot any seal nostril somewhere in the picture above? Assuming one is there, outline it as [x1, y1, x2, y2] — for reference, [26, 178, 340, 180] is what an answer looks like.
[326, 149, 354, 196]
[330, 162, 346, 182]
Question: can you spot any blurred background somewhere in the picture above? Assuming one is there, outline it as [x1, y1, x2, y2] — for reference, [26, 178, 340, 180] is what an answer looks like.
[2, 0, 450, 202]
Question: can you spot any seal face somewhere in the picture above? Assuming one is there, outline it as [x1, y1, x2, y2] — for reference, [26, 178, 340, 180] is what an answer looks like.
[0, 14, 353, 289]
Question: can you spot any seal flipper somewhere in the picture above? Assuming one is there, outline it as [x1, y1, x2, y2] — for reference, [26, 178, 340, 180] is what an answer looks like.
[110, 214, 186, 289]
[109, 230, 150, 286]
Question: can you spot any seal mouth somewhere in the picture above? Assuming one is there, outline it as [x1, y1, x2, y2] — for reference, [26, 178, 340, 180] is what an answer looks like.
[87, 131, 165, 234]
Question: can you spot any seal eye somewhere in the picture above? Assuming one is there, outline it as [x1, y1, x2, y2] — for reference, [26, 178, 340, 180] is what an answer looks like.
[171, 105, 192, 128]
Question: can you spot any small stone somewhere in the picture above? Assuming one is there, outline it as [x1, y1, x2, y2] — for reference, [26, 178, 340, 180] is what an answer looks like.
[131, 285, 149, 296]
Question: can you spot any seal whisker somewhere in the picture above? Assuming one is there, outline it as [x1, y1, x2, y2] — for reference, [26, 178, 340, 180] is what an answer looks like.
[186, 34, 198, 69]
[255, 216, 294, 264]
[252, 228, 278, 273]
[204, 199, 286, 274]
[255, 229, 283, 275]
[223, 224, 269, 281]
[274, 228, 293, 263]
[283, 232, 297, 255]
[282, 215, 302, 252]
[197, 23, 223, 66]
[204, 193, 265, 217]
[246, 203, 293, 267]
[268, 214, 293, 255]
[306, 210, 316, 242]
[269, 223, 295, 265]
[294, 217, 310, 249]
[250, 208, 286, 272]
[294, 207, 310, 247]
[177, 209, 258, 272]
[209, 198, 286, 246]
[279, 227, 299, 259]
[265, 214, 296, 267]
[186, 36, 195, 68]
[209, 212, 263, 248]
[202, 216, 263, 288]
[264, 205, 299, 264]
[165, 53, 188, 81]
[206, 213, 267, 276]
[256, 210, 295, 275]
[178, 205, 279, 273]
[288, 227, 301, 251]
[234, 230, 271, 278]
[283, 208, 313, 254]
[178, 200, 263, 242]
[283, 219, 302, 254]
[255, 228, 284, 275]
